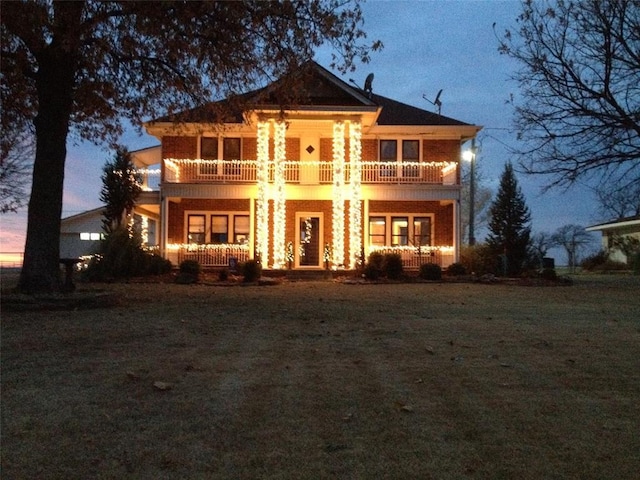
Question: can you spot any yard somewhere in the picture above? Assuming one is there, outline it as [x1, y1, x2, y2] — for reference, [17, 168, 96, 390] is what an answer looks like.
[2, 274, 639, 479]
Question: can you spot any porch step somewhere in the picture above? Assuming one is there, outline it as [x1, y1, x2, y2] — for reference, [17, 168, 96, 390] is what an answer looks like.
[283, 270, 333, 282]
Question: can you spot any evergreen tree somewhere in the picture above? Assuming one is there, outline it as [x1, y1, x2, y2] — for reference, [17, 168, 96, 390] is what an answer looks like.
[100, 147, 141, 235]
[487, 162, 531, 276]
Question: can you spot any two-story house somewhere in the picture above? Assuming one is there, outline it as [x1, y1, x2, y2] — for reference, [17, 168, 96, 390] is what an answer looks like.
[131, 62, 481, 272]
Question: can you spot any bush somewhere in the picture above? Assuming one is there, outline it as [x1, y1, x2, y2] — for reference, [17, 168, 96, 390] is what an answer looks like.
[539, 267, 557, 281]
[446, 262, 467, 276]
[580, 250, 608, 271]
[382, 253, 404, 280]
[592, 259, 628, 272]
[175, 259, 201, 284]
[218, 268, 229, 281]
[367, 251, 384, 271]
[631, 251, 640, 275]
[419, 262, 442, 281]
[179, 259, 201, 276]
[363, 251, 384, 280]
[241, 259, 262, 282]
[145, 254, 172, 275]
[459, 244, 497, 276]
[84, 227, 171, 281]
[363, 263, 381, 280]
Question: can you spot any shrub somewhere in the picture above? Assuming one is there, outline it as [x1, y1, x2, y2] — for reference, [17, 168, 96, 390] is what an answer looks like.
[363, 262, 381, 280]
[84, 227, 170, 281]
[446, 262, 467, 276]
[145, 254, 172, 275]
[631, 251, 640, 275]
[593, 259, 628, 272]
[363, 251, 384, 280]
[175, 259, 201, 284]
[367, 251, 384, 271]
[419, 262, 442, 281]
[539, 267, 557, 281]
[580, 250, 608, 271]
[218, 268, 229, 281]
[382, 253, 404, 279]
[459, 244, 497, 276]
[179, 259, 201, 276]
[241, 259, 262, 282]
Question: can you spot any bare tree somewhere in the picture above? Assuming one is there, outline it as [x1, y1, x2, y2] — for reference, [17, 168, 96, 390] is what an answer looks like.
[0, 130, 33, 214]
[551, 224, 595, 272]
[594, 181, 640, 221]
[2, 0, 380, 293]
[530, 231, 554, 269]
[460, 159, 493, 245]
[497, 0, 640, 190]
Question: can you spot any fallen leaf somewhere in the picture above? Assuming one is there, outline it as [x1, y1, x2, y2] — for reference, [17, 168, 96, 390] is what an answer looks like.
[153, 381, 172, 391]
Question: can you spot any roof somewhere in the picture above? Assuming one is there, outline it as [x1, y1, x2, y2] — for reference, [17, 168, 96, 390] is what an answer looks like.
[585, 215, 640, 232]
[149, 62, 473, 128]
[371, 93, 469, 126]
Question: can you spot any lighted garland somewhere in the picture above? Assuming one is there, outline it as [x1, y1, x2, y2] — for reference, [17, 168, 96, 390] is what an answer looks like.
[255, 121, 270, 265]
[272, 121, 287, 269]
[348, 121, 362, 269]
[332, 121, 345, 268]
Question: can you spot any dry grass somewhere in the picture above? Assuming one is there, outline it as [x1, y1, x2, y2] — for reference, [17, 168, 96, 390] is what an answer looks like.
[2, 274, 640, 479]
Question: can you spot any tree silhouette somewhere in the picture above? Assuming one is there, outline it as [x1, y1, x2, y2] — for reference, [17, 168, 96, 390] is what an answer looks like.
[487, 162, 532, 276]
[497, 0, 640, 191]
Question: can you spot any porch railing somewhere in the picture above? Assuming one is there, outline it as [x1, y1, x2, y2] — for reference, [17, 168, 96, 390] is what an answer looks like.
[369, 245, 455, 269]
[161, 159, 457, 185]
[166, 243, 250, 268]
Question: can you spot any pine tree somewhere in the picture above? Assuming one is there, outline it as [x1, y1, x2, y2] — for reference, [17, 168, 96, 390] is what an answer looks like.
[100, 147, 141, 235]
[486, 162, 532, 276]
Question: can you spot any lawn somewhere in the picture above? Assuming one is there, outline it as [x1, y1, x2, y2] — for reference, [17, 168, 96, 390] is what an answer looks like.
[2, 275, 639, 479]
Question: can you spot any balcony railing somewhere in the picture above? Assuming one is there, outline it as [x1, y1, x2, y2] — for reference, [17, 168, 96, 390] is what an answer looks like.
[161, 159, 457, 185]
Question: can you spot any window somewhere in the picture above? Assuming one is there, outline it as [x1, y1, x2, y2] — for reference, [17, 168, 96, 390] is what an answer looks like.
[199, 137, 242, 175]
[402, 140, 420, 177]
[391, 217, 409, 246]
[186, 212, 250, 244]
[234, 215, 250, 244]
[223, 138, 241, 175]
[379, 139, 421, 177]
[413, 217, 431, 246]
[369, 214, 433, 247]
[379, 140, 397, 177]
[187, 215, 206, 244]
[369, 217, 386, 246]
[80, 232, 103, 241]
[201, 137, 218, 159]
[211, 215, 229, 243]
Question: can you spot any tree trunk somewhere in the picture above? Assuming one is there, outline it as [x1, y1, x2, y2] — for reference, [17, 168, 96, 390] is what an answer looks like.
[17, 2, 83, 293]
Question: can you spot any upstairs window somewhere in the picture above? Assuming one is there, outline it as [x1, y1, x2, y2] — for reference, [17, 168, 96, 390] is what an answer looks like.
[379, 139, 421, 177]
[199, 137, 242, 175]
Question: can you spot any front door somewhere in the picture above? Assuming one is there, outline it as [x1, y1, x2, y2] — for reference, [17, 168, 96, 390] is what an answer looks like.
[296, 213, 323, 268]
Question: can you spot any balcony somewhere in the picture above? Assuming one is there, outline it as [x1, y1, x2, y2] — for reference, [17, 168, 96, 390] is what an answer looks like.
[161, 159, 458, 185]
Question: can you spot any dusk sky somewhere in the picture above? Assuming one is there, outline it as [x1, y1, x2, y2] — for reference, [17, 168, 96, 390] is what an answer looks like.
[1, 0, 601, 261]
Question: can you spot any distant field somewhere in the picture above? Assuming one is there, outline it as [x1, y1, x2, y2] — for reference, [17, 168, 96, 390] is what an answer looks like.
[2, 275, 639, 479]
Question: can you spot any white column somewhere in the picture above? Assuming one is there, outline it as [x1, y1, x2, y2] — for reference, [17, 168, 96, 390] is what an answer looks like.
[256, 121, 270, 266]
[348, 121, 362, 269]
[332, 121, 346, 268]
[272, 121, 287, 269]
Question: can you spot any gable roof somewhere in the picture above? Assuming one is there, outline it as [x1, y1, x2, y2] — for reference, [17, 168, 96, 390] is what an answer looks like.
[149, 62, 474, 128]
